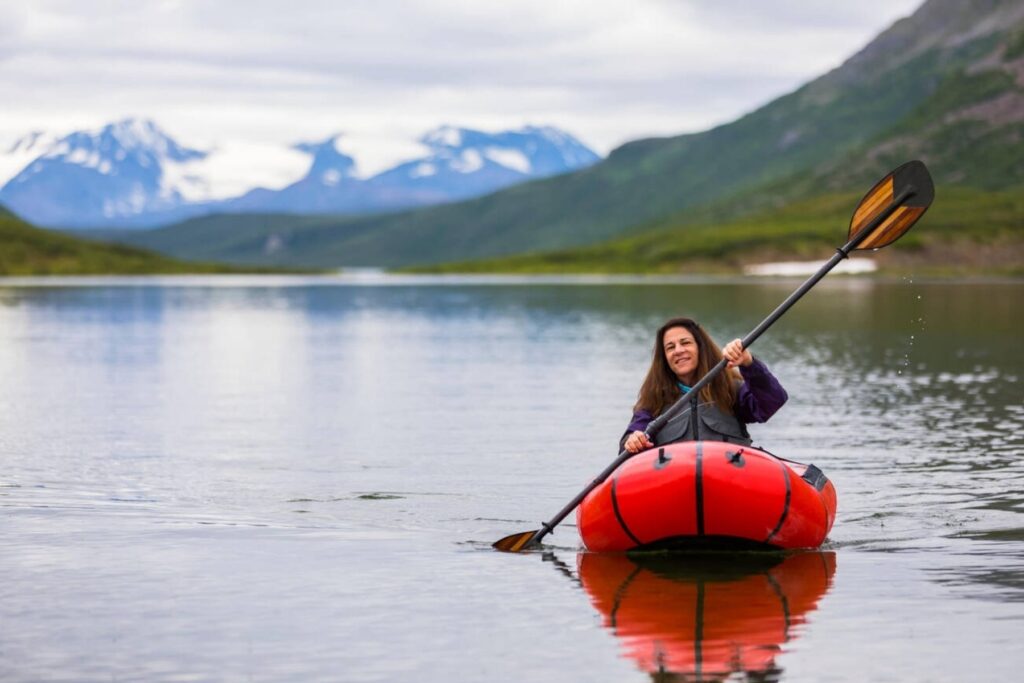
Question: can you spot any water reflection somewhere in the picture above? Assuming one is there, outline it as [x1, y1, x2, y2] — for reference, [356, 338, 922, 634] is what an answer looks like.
[574, 551, 836, 682]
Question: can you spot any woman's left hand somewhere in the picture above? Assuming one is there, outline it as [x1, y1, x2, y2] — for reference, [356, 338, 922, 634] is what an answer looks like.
[722, 338, 753, 368]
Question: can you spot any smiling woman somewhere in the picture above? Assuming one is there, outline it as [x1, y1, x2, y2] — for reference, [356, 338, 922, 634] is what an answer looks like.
[620, 317, 788, 453]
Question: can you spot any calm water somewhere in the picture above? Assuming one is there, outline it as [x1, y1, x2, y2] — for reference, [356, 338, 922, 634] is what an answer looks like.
[0, 275, 1021, 682]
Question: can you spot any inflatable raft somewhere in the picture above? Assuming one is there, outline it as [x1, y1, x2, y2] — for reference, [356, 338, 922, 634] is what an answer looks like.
[577, 441, 836, 551]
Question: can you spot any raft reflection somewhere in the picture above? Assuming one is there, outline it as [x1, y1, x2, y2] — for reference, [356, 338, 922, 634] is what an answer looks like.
[577, 551, 836, 682]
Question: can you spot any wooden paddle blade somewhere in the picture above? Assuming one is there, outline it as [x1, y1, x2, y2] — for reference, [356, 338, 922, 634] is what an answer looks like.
[849, 160, 935, 250]
[492, 530, 539, 552]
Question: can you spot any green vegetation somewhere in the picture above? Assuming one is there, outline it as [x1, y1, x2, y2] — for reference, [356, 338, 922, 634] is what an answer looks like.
[407, 186, 1024, 277]
[106, 212, 347, 264]
[911, 69, 1017, 122]
[0, 207, 279, 275]
[1005, 27, 1024, 60]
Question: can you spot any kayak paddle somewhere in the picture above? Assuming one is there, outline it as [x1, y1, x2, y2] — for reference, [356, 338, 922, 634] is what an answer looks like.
[493, 160, 935, 553]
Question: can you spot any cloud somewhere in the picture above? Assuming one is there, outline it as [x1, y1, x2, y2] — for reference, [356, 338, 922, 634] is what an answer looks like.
[0, 4, 28, 61]
[0, 0, 924, 169]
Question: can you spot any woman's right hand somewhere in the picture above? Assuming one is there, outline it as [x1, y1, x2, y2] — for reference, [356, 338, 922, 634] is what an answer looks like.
[624, 431, 653, 454]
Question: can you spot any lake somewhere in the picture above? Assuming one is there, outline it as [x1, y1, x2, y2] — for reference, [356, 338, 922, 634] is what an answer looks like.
[1, 274, 1021, 682]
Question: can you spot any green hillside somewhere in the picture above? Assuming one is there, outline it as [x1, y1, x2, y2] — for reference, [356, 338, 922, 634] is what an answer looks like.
[408, 186, 1024, 276]
[115, 0, 1024, 271]
[0, 207, 259, 275]
[92, 213, 344, 264]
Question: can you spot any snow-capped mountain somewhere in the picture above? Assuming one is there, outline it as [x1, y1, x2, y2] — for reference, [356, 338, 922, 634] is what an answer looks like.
[0, 120, 213, 227]
[225, 135, 363, 214]
[0, 119, 601, 228]
[366, 125, 600, 206]
[223, 124, 601, 216]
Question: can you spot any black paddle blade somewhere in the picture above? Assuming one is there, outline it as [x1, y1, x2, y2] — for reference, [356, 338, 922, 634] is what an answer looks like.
[492, 530, 539, 552]
[849, 160, 935, 250]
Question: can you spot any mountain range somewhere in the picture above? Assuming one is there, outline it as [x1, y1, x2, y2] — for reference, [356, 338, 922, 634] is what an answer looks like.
[0, 121, 600, 228]
[92, 0, 1023, 272]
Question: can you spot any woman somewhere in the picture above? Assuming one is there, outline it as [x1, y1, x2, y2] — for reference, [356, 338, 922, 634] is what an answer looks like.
[621, 317, 787, 454]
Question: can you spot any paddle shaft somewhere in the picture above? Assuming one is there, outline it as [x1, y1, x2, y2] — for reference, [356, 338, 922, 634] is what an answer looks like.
[522, 185, 915, 549]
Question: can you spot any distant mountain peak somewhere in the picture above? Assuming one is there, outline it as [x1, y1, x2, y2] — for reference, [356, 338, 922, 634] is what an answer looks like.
[33, 118, 207, 179]
[421, 125, 464, 149]
[105, 118, 178, 152]
[292, 133, 343, 156]
[408, 124, 599, 177]
[292, 133, 357, 186]
[0, 118, 214, 226]
[73, 118, 203, 162]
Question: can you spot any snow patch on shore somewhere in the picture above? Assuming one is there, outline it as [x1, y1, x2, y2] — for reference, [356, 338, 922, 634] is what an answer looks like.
[744, 258, 876, 276]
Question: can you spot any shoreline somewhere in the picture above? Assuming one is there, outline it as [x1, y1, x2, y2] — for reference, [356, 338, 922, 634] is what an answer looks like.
[1, 270, 1022, 288]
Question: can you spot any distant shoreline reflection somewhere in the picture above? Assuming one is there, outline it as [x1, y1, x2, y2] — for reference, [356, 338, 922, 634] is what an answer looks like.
[555, 550, 836, 682]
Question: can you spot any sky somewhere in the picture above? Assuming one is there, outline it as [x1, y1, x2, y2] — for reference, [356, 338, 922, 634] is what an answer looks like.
[0, 0, 925, 175]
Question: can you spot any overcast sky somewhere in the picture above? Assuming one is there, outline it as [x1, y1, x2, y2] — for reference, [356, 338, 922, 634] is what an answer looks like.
[0, 0, 924, 173]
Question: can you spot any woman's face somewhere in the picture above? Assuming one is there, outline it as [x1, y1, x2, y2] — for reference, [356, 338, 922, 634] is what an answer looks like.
[662, 326, 699, 383]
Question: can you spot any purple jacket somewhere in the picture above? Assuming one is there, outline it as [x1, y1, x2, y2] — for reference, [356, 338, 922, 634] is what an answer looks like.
[623, 357, 788, 437]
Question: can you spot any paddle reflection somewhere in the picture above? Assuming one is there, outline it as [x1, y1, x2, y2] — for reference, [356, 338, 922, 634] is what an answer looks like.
[576, 551, 836, 682]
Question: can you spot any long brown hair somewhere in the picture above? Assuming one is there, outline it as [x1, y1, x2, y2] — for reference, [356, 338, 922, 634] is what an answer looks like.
[634, 317, 741, 417]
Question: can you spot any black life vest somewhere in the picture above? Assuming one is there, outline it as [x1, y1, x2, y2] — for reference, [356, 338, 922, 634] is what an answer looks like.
[653, 400, 752, 447]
